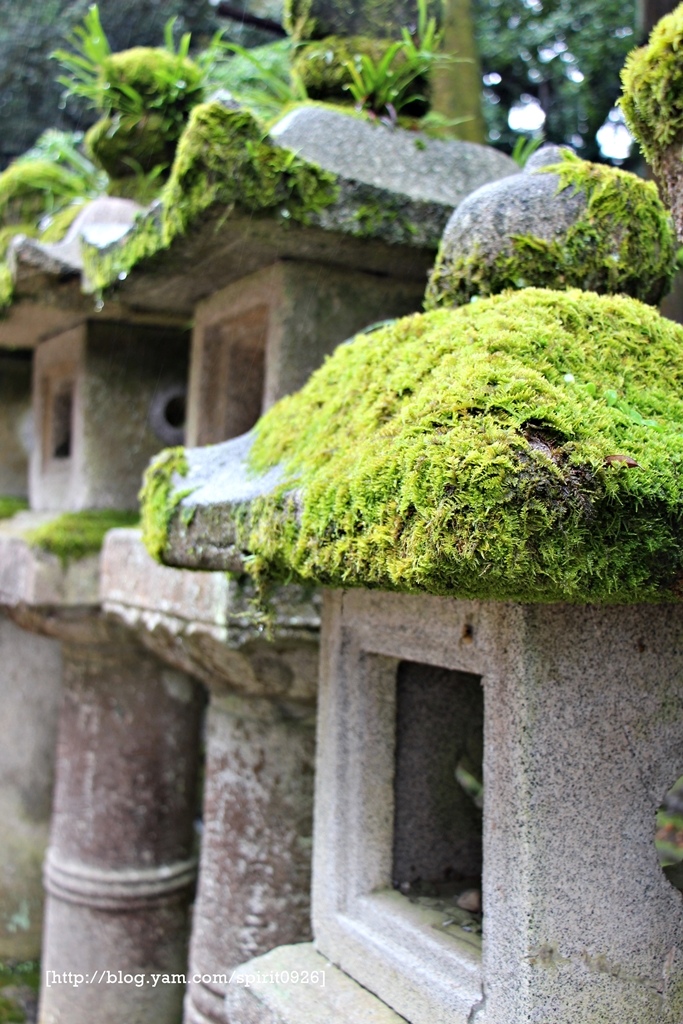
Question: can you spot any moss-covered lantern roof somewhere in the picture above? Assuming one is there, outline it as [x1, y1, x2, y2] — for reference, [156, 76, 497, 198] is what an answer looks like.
[142, 287, 683, 605]
[7, 102, 515, 321]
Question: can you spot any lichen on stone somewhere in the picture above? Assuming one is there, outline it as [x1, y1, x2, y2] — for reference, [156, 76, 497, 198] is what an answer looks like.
[26, 510, 139, 565]
[620, 3, 683, 170]
[426, 151, 676, 309]
[222, 288, 683, 604]
[139, 446, 191, 562]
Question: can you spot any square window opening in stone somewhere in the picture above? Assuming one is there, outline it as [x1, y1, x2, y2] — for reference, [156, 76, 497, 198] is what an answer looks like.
[392, 660, 483, 924]
[47, 379, 74, 461]
[197, 307, 268, 445]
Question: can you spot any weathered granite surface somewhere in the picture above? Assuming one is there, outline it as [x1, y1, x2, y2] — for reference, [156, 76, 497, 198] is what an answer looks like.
[0, 615, 61, 960]
[161, 431, 280, 572]
[0, 512, 100, 610]
[269, 106, 516, 210]
[432, 145, 581, 276]
[223, 943, 408, 1023]
[78, 105, 517, 315]
[101, 527, 319, 700]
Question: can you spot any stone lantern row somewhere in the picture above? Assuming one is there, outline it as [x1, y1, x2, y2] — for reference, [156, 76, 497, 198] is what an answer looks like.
[0, 100, 516, 1024]
[0, 11, 682, 1020]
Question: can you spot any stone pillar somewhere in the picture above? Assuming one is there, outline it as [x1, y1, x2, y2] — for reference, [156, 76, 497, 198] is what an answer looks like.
[479, 602, 683, 1024]
[185, 691, 316, 1024]
[38, 625, 203, 1024]
[0, 614, 61, 959]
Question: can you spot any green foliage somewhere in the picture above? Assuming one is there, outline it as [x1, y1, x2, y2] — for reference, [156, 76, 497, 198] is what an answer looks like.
[426, 152, 676, 309]
[0, 128, 107, 312]
[54, 5, 207, 178]
[294, 36, 389, 103]
[283, 0, 440, 43]
[213, 40, 308, 119]
[0, 961, 39, 994]
[0, 263, 13, 312]
[0, 958, 40, 1020]
[473, 0, 637, 161]
[620, 3, 683, 170]
[26, 509, 139, 565]
[220, 288, 683, 604]
[139, 447, 189, 562]
[53, 6, 203, 122]
[0, 497, 28, 520]
[7, 129, 106, 229]
[52, 4, 113, 108]
[341, 0, 447, 117]
[511, 133, 545, 168]
[0, 994, 23, 1023]
[0, 154, 93, 227]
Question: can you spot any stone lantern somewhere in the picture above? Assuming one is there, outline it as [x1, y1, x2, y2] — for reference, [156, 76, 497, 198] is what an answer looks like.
[146, 279, 683, 1024]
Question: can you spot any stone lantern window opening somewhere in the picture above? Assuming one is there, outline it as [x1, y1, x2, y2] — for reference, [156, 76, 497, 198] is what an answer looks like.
[312, 593, 484, 1024]
[192, 304, 268, 446]
[656, 774, 683, 894]
[47, 377, 74, 461]
[392, 660, 483, 921]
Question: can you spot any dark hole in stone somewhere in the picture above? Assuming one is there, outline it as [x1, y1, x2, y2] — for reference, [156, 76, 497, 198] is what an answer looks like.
[392, 661, 483, 931]
[164, 393, 186, 429]
[656, 776, 683, 893]
[51, 384, 73, 459]
[148, 385, 187, 445]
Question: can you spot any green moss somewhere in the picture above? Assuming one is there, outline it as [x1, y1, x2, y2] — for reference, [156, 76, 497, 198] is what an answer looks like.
[0, 498, 27, 521]
[81, 205, 162, 296]
[162, 102, 339, 241]
[0, 994, 23, 1023]
[0, 264, 14, 313]
[227, 288, 683, 603]
[0, 225, 36, 259]
[85, 113, 173, 179]
[139, 447, 190, 562]
[0, 960, 40, 1023]
[84, 48, 204, 179]
[100, 47, 203, 115]
[105, 175, 165, 204]
[26, 510, 139, 565]
[38, 202, 85, 243]
[426, 152, 676, 309]
[0, 160, 87, 226]
[620, 3, 683, 169]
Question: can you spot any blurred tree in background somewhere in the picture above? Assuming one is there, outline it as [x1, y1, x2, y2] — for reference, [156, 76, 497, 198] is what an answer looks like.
[472, 0, 637, 162]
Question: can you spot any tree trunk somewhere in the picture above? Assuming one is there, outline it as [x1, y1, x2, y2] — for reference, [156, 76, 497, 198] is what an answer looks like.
[430, 0, 486, 142]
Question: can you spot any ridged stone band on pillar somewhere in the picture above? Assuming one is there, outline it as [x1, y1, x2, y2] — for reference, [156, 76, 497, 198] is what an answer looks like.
[44, 849, 197, 910]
